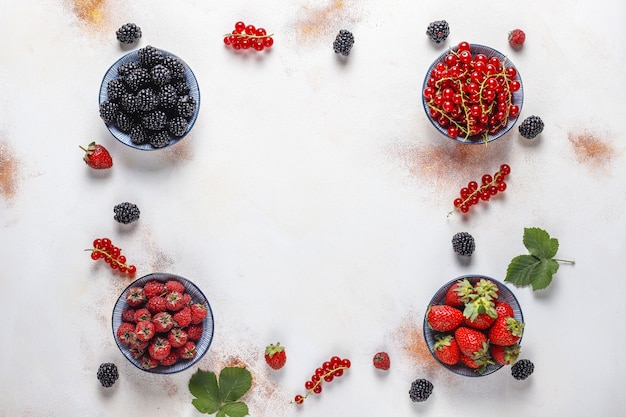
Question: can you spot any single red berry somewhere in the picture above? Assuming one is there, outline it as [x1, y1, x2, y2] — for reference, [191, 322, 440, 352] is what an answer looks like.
[373, 352, 390, 370]
[80, 142, 112, 169]
[508, 29, 526, 48]
[264, 342, 287, 370]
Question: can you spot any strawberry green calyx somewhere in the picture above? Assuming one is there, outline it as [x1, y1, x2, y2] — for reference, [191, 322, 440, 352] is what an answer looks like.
[504, 317, 525, 337]
[474, 279, 499, 300]
[453, 279, 476, 303]
[80, 141, 98, 162]
[463, 297, 497, 322]
[434, 334, 454, 349]
[502, 344, 521, 363]
[265, 342, 284, 358]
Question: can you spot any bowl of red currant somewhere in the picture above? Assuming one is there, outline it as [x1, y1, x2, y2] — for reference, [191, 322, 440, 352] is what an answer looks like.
[112, 273, 214, 374]
[422, 42, 523, 144]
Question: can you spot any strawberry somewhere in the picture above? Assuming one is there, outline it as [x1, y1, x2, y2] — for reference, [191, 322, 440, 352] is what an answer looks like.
[463, 311, 496, 330]
[373, 352, 390, 370]
[491, 344, 520, 366]
[148, 336, 171, 360]
[508, 29, 526, 48]
[177, 341, 197, 359]
[433, 334, 460, 365]
[144, 280, 165, 299]
[146, 296, 167, 314]
[140, 355, 159, 369]
[473, 279, 499, 301]
[80, 141, 112, 169]
[121, 307, 136, 323]
[151, 311, 174, 333]
[167, 327, 188, 348]
[160, 351, 179, 366]
[459, 353, 493, 373]
[125, 287, 146, 307]
[426, 305, 464, 332]
[165, 280, 185, 294]
[173, 307, 192, 327]
[488, 316, 524, 346]
[264, 342, 287, 370]
[165, 291, 185, 312]
[135, 321, 156, 342]
[454, 326, 489, 358]
[134, 308, 151, 323]
[186, 324, 203, 341]
[495, 301, 514, 319]
[190, 303, 208, 324]
[444, 278, 475, 307]
[116, 322, 135, 345]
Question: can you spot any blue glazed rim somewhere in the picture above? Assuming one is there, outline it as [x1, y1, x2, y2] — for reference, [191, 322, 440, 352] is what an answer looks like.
[98, 49, 201, 151]
[112, 273, 214, 374]
[422, 275, 524, 377]
[421, 44, 523, 144]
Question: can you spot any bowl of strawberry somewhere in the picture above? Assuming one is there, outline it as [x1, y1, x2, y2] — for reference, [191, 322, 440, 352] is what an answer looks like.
[423, 275, 524, 376]
[112, 273, 214, 374]
[422, 42, 523, 144]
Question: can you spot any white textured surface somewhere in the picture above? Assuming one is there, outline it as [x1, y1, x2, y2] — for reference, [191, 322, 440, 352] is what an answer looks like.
[1, 0, 625, 416]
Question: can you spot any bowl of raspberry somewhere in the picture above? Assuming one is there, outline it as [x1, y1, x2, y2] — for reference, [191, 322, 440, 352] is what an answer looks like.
[98, 45, 200, 150]
[423, 275, 524, 377]
[422, 42, 523, 144]
[112, 273, 214, 374]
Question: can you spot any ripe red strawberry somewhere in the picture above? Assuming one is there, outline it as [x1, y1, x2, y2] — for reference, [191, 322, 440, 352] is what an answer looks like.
[373, 352, 390, 370]
[426, 305, 464, 332]
[148, 336, 171, 360]
[160, 351, 179, 366]
[177, 341, 197, 359]
[167, 327, 188, 348]
[508, 29, 526, 48]
[134, 308, 151, 323]
[141, 355, 159, 369]
[165, 291, 185, 312]
[125, 286, 146, 307]
[454, 326, 489, 358]
[144, 280, 165, 299]
[121, 308, 136, 323]
[495, 301, 514, 319]
[173, 306, 192, 327]
[165, 280, 185, 294]
[80, 141, 112, 169]
[459, 353, 494, 373]
[433, 334, 460, 365]
[463, 312, 496, 330]
[444, 278, 474, 307]
[488, 316, 524, 346]
[116, 322, 135, 345]
[146, 296, 167, 314]
[186, 324, 203, 341]
[491, 344, 520, 365]
[264, 342, 287, 370]
[190, 303, 208, 324]
[152, 311, 174, 333]
[135, 320, 156, 342]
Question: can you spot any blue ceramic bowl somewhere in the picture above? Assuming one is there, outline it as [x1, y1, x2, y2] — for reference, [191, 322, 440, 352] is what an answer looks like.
[423, 275, 523, 377]
[422, 44, 523, 144]
[99, 49, 200, 150]
[112, 273, 214, 374]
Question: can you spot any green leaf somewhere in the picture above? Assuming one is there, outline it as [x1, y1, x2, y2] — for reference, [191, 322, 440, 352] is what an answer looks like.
[220, 402, 249, 417]
[219, 367, 252, 403]
[523, 227, 558, 259]
[189, 370, 221, 414]
[505, 255, 559, 290]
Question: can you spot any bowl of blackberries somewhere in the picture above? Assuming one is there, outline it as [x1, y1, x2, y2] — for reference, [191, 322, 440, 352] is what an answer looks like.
[422, 42, 523, 144]
[423, 275, 524, 377]
[112, 273, 214, 374]
[99, 46, 200, 150]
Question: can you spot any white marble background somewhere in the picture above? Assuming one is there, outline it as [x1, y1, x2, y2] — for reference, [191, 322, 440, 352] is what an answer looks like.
[1, 0, 625, 416]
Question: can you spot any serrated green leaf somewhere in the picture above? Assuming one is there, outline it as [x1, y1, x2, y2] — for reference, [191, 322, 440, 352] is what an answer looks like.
[220, 402, 249, 417]
[189, 370, 221, 414]
[216, 411, 226, 417]
[219, 367, 252, 403]
[523, 227, 559, 259]
[505, 255, 560, 290]
[531, 259, 560, 290]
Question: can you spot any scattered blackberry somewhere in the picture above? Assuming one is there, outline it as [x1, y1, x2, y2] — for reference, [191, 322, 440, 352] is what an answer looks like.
[107, 78, 127, 101]
[136, 88, 159, 112]
[120, 93, 139, 114]
[124, 68, 151, 92]
[168, 117, 189, 137]
[114, 202, 140, 224]
[172, 80, 190, 96]
[116, 23, 142, 44]
[333, 29, 355, 56]
[409, 379, 433, 402]
[129, 125, 148, 145]
[141, 110, 168, 131]
[99, 100, 119, 123]
[158, 84, 178, 109]
[511, 359, 534, 380]
[117, 61, 141, 77]
[162, 56, 186, 80]
[97, 363, 119, 387]
[149, 130, 171, 148]
[518, 116, 544, 139]
[150, 64, 172, 86]
[426, 20, 450, 44]
[452, 232, 475, 257]
[138, 45, 164, 68]
[176, 95, 197, 118]
[115, 112, 135, 132]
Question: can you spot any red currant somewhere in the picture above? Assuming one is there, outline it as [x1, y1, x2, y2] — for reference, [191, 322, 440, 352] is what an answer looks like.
[313, 385, 322, 394]
[500, 164, 511, 175]
[497, 182, 507, 192]
[234, 21, 245, 33]
[458, 41, 470, 51]
[304, 380, 314, 390]
[294, 395, 304, 404]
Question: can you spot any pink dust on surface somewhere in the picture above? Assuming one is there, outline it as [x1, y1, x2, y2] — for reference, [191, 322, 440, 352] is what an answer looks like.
[291, 0, 361, 45]
[0, 138, 19, 201]
[568, 130, 617, 170]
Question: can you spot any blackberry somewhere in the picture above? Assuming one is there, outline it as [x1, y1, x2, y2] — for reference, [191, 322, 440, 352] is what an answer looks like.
[511, 359, 534, 380]
[172, 80, 190, 96]
[452, 232, 475, 256]
[106, 78, 127, 101]
[409, 379, 433, 402]
[97, 363, 119, 387]
[129, 125, 148, 145]
[150, 64, 172, 86]
[158, 84, 178, 109]
[117, 61, 141, 77]
[168, 117, 189, 137]
[120, 93, 140, 114]
[426, 20, 450, 44]
[142, 110, 168, 131]
[518, 115, 544, 139]
[136, 88, 159, 112]
[99, 100, 119, 123]
[138, 45, 164, 68]
[149, 130, 171, 148]
[333, 29, 354, 56]
[124, 68, 151, 92]
[114, 202, 140, 224]
[176, 95, 197, 118]
[116, 23, 142, 44]
[162, 56, 186, 81]
[115, 112, 135, 132]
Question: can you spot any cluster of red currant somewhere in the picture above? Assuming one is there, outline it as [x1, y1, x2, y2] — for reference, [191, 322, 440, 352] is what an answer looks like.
[86, 238, 137, 275]
[293, 356, 351, 405]
[449, 164, 511, 216]
[223, 21, 274, 51]
[423, 42, 521, 142]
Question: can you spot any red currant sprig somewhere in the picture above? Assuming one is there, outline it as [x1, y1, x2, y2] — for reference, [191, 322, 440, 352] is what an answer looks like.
[448, 164, 511, 216]
[293, 356, 351, 405]
[86, 238, 137, 275]
[223, 21, 274, 51]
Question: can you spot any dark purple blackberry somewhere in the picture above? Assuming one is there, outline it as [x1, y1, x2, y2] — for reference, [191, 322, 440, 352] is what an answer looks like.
[141, 110, 168, 131]
[115, 112, 134, 132]
[124, 68, 151, 92]
[116, 23, 142, 44]
[511, 359, 534, 380]
[149, 130, 171, 148]
[120, 93, 140, 114]
[150, 64, 172, 86]
[518, 116, 544, 139]
[158, 84, 178, 109]
[426, 20, 450, 44]
[106, 78, 127, 101]
[168, 117, 189, 137]
[129, 124, 148, 145]
[162, 56, 186, 80]
[99, 100, 119, 123]
[138, 45, 164, 68]
[333, 29, 354, 56]
[452, 232, 475, 257]
[172, 80, 190, 96]
[97, 363, 119, 387]
[114, 202, 140, 224]
[176, 95, 197, 118]
[117, 61, 141, 77]
[409, 379, 433, 402]
[136, 88, 159, 112]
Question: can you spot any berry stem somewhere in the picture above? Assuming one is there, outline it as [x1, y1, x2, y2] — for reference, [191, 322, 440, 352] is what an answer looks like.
[554, 258, 575, 265]
[85, 248, 135, 272]
[447, 171, 506, 217]
[223, 33, 274, 39]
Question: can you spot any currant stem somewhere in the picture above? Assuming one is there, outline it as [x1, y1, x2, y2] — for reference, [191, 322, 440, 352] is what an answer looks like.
[223, 33, 274, 39]
[447, 171, 506, 217]
[85, 248, 134, 270]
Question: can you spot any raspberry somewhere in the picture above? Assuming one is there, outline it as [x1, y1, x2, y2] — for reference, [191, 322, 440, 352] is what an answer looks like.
[426, 20, 450, 44]
[116, 23, 142, 44]
[518, 115, 544, 139]
[508, 29, 526, 48]
[333, 30, 354, 56]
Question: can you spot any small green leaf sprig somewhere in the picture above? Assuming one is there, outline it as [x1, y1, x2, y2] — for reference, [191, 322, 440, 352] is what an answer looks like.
[189, 367, 252, 417]
[505, 227, 575, 291]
